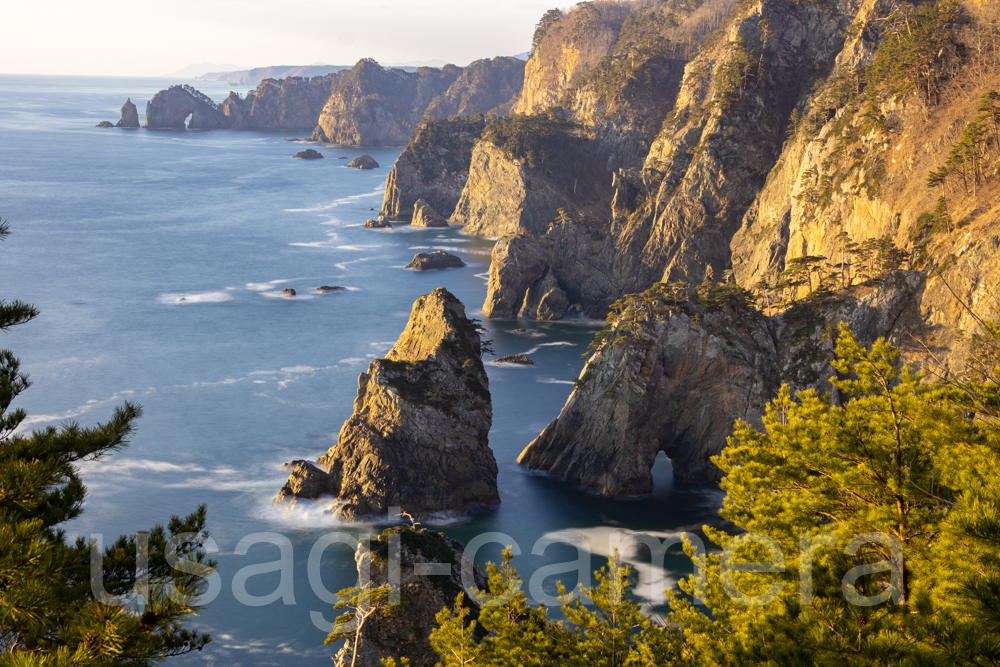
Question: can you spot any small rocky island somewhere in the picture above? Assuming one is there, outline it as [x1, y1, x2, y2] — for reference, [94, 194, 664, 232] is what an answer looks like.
[495, 354, 534, 365]
[346, 155, 379, 170]
[411, 199, 448, 227]
[364, 218, 392, 229]
[96, 121, 115, 128]
[405, 251, 465, 271]
[276, 288, 498, 519]
[316, 285, 345, 293]
[117, 98, 140, 128]
[293, 149, 324, 159]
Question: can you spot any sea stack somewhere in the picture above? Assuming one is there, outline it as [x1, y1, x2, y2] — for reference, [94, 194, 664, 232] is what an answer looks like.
[410, 199, 449, 227]
[276, 288, 498, 519]
[116, 98, 140, 128]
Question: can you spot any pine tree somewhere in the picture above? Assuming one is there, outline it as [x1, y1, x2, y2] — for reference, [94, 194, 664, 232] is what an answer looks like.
[0, 220, 214, 666]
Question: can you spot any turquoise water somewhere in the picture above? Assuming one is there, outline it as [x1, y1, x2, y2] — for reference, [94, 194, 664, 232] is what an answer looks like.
[0, 75, 724, 666]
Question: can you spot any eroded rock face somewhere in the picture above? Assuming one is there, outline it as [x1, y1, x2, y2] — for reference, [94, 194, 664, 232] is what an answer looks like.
[116, 98, 140, 128]
[451, 141, 610, 237]
[278, 288, 498, 519]
[406, 251, 465, 271]
[380, 116, 487, 218]
[518, 272, 927, 492]
[219, 74, 337, 131]
[145, 85, 229, 130]
[334, 527, 485, 667]
[411, 199, 448, 227]
[425, 56, 526, 117]
[276, 461, 336, 501]
[312, 59, 460, 146]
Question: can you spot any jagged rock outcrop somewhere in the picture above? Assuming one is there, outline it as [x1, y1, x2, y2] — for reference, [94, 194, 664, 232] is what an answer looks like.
[277, 288, 498, 519]
[347, 155, 379, 169]
[495, 354, 534, 365]
[312, 59, 461, 146]
[406, 251, 465, 271]
[411, 199, 448, 227]
[218, 74, 337, 131]
[293, 149, 323, 159]
[451, 136, 611, 237]
[145, 85, 230, 130]
[365, 218, 392, 229]
[380, 116, 487, 218]
[519, 271, 927, 491]
[333, 526, 485, 667]
[116, 98, 140, 128]
[276, 461, 336, 501]
[425, 56, 526, 117]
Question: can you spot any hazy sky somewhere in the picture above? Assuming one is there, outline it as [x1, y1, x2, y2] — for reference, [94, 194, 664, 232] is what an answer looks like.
[1, 1, 559, 77]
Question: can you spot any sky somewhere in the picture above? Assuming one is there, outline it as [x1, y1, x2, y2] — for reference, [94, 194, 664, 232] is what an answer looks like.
[0, 1, 559, 77]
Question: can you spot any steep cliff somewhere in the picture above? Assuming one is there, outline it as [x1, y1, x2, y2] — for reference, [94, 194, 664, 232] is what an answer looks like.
[219, 74, 337, 130]
[276, 288, 498, 520]
[380, 115, 487, 218]
[425, 56, 526, 117]
[450, 115, 612, 237]
[518, 271, 926, 491]
[145, 85, 230, 130]
[332, 526, 485, 667]
[312, 59, 461, 146]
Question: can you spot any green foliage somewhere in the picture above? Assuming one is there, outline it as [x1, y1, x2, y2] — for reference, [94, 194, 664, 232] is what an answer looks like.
[0, 222, 213, 666]
[865, 0, 960, 104]
[531, 9, 564, 54]
[479, 113, 580, 173]
[428, 548, 687, 666]
[667, 324, 1000, 665]
[407, 115, 488, 183]
[928, 90, 1000, 197]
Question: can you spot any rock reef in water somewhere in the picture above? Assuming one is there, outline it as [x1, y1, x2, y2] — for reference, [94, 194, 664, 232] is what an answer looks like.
[518, 272, 927, 492]
[96, 121, 115, 128]
[277, 288, 498, 519]
[116, 98, 140, 128]
[410, 199, 448, 227]
[316, 285, 346, 293]
[365, 218, 392, 229]
[347, 154, 379, 170]
[333, 526, 486, 667]
[293, 149, 323, 159]
[279, 288, 296, 296]
[406, 251, 465, 271]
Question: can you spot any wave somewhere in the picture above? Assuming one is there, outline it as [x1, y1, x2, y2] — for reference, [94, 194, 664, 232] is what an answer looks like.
[521, 341, 576, 355]
[157, 290, 233, 305]
[537, 378, 576, 385]
[283, 186, 384, 213]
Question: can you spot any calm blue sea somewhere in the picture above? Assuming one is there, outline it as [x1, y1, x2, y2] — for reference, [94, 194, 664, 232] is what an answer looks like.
[0, 74, 724, 666]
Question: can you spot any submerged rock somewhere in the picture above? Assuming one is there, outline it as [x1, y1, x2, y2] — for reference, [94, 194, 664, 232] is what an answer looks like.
[495, 354, 534, 365]
[333, 526, 485, 667]
[277, 287, 498, 519]
[406, 251, 465, 271]
[316, 285, 346, 293]
[347, 154, 379, 170]
[116, 98, 140, 128]
[96, 121, 115, 128]
[279, 288, 296, 296]
[364, 218, 392, 229]
[293, 149, 324, 159]
[410, 199, 449, 227]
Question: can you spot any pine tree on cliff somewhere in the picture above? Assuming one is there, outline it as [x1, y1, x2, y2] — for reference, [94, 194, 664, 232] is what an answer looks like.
[0, 219, 214, 665]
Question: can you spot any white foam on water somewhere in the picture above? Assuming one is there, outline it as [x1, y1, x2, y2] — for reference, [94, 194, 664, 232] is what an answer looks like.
[283, 186, 384, 212]
[259, 290, 314, 300]
[507, 329, 548, 338]
[521, 341, 576, 355]
[157, 290, 233, 305]
[338, 357, 367, 365]
[16, 390, 135, 430]
[538, 378, 576, 385]
[334, 257, 375, 271]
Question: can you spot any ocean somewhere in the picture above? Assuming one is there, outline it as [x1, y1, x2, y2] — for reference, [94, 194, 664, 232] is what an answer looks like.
[0, 74, 725, 666]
